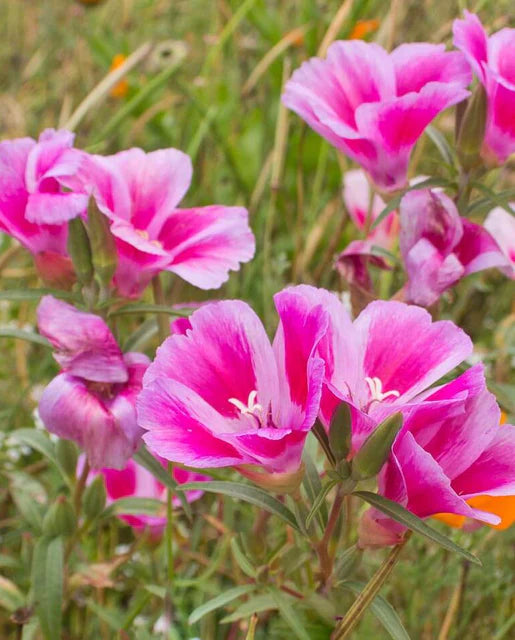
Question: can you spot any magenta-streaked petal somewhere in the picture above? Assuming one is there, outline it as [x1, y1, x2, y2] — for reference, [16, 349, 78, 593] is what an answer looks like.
[456, 219, 513, 275]
[39, 374, 135, 469]
[139, 378, 250, 468]
[488, 28, 515, 85]
[452, 10, 489, 82]
[391, 431, 498, 523]
[342, 169, 385, 229]
[484, 206, 515, 277]
[272, 287, 328, 433]
[452, 426, 515, 498]
[37, 296, 127, 383]
[354, 300, 472, 403]
[392, 44, 472, 96]
[483, 71, 515, 163]
[25, 129, 76, 192]
[143, 300, 277, 420]
[337, 239, 391, 292]
[234, 429, 308, 473]
[159, 205, 255, 289]
[25, 191, 88, 224]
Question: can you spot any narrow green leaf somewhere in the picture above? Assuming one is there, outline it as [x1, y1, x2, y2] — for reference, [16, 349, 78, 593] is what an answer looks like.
[305, 479, 338, 529]
[0, 288, 76, 302]
[0, 329, 50, 348]
[32, 537, 63, 640]
[103, 497, 165, 518]
[353, 491, 481, 565]
[87, 600, 123, 631]
[270, 590, 311, 640]
[230, 538, 257, 578]
[108, 303, 192, 317]
[302, 453, 327, 529]
[176, 481, 300, 532]
[221, 593, 278, 623]
[122, 317, 158, 352]
[133, 446, 191, 519]
[188, 585, 255, 625]
[340, 581, 411, 640]
[469, 183, 515, 215]
[425, 126, 455, 166]
[0, 576, 25, 612]
[467, 189, 515, 215]
[371, 177, 451, 230]
[10, 429, 70, 485]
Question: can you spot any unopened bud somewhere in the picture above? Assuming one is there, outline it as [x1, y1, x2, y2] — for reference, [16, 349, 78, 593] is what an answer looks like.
[56, 439, 79, 478]
[352, 412, 403, 480]
[67, 217, 93, 285]
[42, 495, 76, 537]
[456, 84, 487, 171]
[86, 204, 117, 296]
[82, 475, 106, 520]
[236, 463, 305, 494]
[329, 403, 352, 462]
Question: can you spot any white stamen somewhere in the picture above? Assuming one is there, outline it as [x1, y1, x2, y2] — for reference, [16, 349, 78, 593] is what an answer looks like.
[228, 390, 263, 416]
[365, 376, 400, 403]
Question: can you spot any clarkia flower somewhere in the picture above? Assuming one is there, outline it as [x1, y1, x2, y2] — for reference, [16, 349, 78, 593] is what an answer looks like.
[37, 296, 150, 469]
[77, 147, 255, 298]
[88, 454, 208, 537]
[453, 11, 515, 164]
[0, 129, 86, 285]
[483, 206, 515, 278]
[282, 41, 471, 191]
[400, 189, 512, 306]
[336, 169, 398, 291]
[137, 290, 328, 474]
[282, 286, 515, 543]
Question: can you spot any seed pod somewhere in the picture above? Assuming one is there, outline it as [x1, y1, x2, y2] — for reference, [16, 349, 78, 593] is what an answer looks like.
[67, 217, 93, 285]
[55, 439, 79, 478]
[42, 496, 76, 537]
[329, 403, 352, 462]
[352, 412, 403, 480]
[86, 204, 117, 298]
[456, 84, 487, 171]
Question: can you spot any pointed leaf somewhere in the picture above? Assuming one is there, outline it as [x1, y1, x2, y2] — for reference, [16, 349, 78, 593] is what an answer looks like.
[270, 590, 311, 640]
[0, 329, 50, 348]
[108, 303, 192, 317]
[221, 594, 278, 623]
[32, 536, 63, 640]
[353, 491, 481, 565]
[188, 585, 256, 625]
[305, 479, 338, 529]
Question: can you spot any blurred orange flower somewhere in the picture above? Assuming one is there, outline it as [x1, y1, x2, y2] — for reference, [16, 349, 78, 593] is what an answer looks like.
[349, 19, 380, 40]
[109, 54, 129, 98]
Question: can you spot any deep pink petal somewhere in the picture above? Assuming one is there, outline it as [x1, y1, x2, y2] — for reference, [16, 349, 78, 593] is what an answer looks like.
[25, 191, 89, 225]
[39, 374, 136, 469]
[37, 296, 127, 383]
[337, 239, 392, 292]
[391, 44, 472, 95]
[452, 10, 489, 82]
[354, 300, 472, 403]
[143, 300, 277, 420]
[139, 378, 250, 468]
[159, 205, 255, 289]
[456, 219, 513, 275]
[452, 426, 515, 498]
[483, 206, 515, 277]
[342, 169, 386, 229]
[25, 129, 76, 192]
[483, 71, 515, 163]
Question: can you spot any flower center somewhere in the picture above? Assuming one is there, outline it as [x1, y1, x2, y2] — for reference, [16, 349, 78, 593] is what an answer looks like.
[365, 376, 400, 403]
[228, 390, 274, 429]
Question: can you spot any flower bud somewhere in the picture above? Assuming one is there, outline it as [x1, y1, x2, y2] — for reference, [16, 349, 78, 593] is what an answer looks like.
[82, 475, 106, 520]
[236, 463, 305, 494]
[352, 412, 403, 480]
[34, 252, 76, 289]
[329, 403, 352, 462]
[42, 495, 76, 537]
[456, 84, 487, 172]
[56, 439, 79, 478]
[86, 204, 117, 297]
[67, 217, 93, 285]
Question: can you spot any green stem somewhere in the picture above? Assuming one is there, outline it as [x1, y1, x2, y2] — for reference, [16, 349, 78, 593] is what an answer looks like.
[152, 275, 169, 344]
[331, 531, 411, 639]
[317, 485, 345, 586]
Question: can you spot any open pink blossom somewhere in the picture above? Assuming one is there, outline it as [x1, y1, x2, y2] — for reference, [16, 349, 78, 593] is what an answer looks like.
[88, 455, 208, 538]
[281, 286, 515, 541]
[483, 206, 515, 278]
[76, 148, 255, 298]
[137, 290, 328, 474]
[282, 41, 471, 191]
[37, 296, 150, 469]
[0, 129, 86, 285]
[336, 169, 398, 290]
[453, 11, 515, 164]
[400, 189, 512, 306]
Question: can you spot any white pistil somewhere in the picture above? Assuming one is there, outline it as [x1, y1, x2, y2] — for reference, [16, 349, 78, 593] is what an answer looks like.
[365, 376, 400, 403]
[228, 390, 263, 417]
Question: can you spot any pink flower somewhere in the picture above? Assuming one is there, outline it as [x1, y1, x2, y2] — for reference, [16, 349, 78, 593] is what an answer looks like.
[453, 11, 515, 164]
[37, 296, 150, 469]
[137, 290, 328, 473]
[0, 129, 87, 284]
[483, 206, 515, 278]
[281, 286, 515, 540]
[88, 455, 208, 538]
[336, 169, 398, 290]
[399, 189, 512, 306]
[283, 41, 471, 191]
[78, 148, 255, 298]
